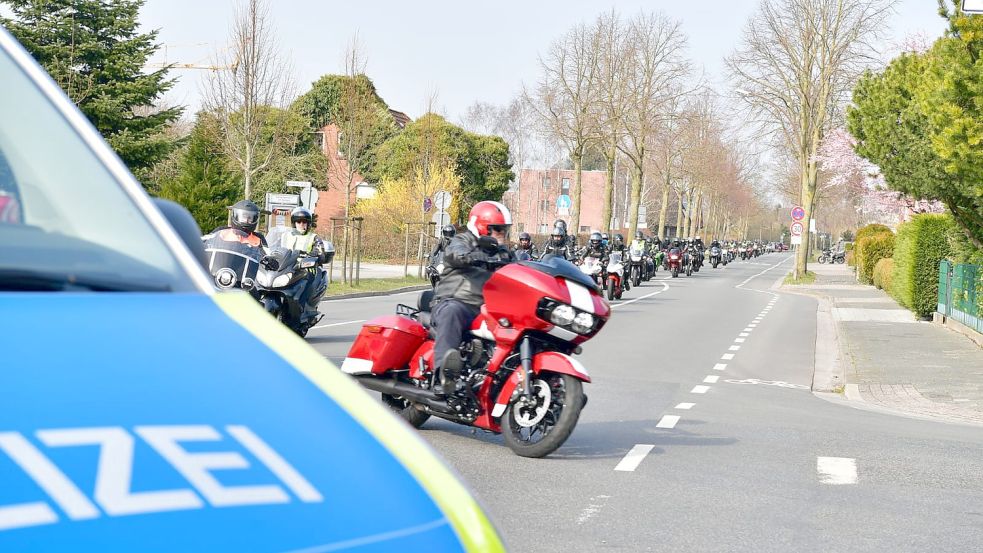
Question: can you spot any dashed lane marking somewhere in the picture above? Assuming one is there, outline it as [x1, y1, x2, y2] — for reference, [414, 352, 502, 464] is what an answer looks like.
[735, 338, 746, 343]
[691, 385, 710, 394]
[713, 363, 727, 371]
[721, 353, 735, 360]
[817, 457, 857, 485]
[656, 415, 680, 429]
[675, 403, 695, 410]
[739, 332, 750, 337]
[311, 319, 366, 330]
[615, 445, 655, 472]
[703, 375, 719, 384]
[729, 345, 741, 351]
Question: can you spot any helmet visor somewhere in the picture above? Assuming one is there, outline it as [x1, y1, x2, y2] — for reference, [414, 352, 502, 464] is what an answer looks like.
[233, 208, 259, 225]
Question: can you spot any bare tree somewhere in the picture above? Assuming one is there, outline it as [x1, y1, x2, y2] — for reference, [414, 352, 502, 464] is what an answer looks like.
[204, 0, 293, 201]
[526, 22, 601, 237]
[618, 12, 691, 236]
[727, 0, 890, 278]
[592, 10, 631, 233]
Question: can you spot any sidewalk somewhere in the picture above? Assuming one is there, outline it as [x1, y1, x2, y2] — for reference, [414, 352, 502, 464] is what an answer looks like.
[786, 263, 983, 426]
[326, 262, 420, 280]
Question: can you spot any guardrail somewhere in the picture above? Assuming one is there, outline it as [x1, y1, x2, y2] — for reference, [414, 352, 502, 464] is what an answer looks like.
[938, 260, 983, 334]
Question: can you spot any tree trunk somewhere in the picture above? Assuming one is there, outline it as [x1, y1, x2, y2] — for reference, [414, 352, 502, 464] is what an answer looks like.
[627, 164, 643, 236]
[684, 188, 694, 238]
[571, 154, 584, 237]
[675, 191, 683, 239]
[602, 144, 616, 232]
[794, 156, 818, 280]
[341, 185, 350, 284]
[244, 144, 253, 200]
[657, 178, 670, 241]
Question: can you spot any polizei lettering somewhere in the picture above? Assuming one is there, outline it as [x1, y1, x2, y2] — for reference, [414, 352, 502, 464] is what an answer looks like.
[0, 425, 323, 531]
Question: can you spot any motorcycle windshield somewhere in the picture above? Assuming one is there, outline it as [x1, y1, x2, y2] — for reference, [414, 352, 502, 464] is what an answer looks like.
[203, 230, 263, 283]
[609, 252, 623, 264]
[520, 255, 599, 291]
[630, 244, 645, 255]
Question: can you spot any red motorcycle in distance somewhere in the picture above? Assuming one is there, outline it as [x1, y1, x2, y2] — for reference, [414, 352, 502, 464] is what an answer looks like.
[667, 247, 684, 278]
[342, 256, 610, 458]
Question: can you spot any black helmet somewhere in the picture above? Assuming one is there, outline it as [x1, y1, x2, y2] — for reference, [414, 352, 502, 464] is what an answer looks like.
[601, 232, 609, 241]
[554, 219, 567, 233]
[614, 233, 624, 245]
[231, 200, 260, 233]
[290, 206, 313, 230]
[441, 224, 456, 239]
[589, 231, 602, 248]
[518, 232, 531, 241]
[635, 230, 644, 240]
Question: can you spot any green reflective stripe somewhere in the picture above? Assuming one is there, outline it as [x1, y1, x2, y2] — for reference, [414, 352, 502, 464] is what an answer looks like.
[212, 293, 505, 553]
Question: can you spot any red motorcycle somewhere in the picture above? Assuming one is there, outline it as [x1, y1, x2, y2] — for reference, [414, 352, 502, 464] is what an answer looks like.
[667, 247, 684, 278]
[342, 256, 611, 458]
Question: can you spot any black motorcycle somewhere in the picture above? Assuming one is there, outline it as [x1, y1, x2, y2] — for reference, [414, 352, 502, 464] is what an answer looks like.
[202, 228, 263, 294]
[255, 247, 333, 337]
[709, 246, 722, 269]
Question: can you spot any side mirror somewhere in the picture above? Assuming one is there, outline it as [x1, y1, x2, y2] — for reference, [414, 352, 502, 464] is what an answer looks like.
[152, 198, 208, 269]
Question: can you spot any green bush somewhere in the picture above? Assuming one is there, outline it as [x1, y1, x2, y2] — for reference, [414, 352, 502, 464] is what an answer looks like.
[846, 250, 856, 266]
[844, 242, 855, 252]
[873, 257, 894, 292]
[857, 231, 895, 285]
[854, 224, 893, 279]
[891, 214, 954, 318]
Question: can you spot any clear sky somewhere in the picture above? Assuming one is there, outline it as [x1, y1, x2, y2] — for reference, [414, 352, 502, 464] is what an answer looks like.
[141, 0, 948, 123]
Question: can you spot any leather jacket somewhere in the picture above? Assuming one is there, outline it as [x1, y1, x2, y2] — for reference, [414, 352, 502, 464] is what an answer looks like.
[433, 232, 513, 308]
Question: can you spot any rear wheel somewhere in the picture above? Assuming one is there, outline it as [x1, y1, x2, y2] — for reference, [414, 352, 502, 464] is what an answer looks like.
[502, 373, 584, 458]
[381, 393, 430, 428]
[671, 267, 679, 278]
[686, 265, 692, 276]
[713, 261, 718, 268]
[835, 256, 845, 264]
[607, 279, 616, 301]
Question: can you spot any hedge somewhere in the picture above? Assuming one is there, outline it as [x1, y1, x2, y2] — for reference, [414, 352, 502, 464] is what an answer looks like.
[854, 224, 893, 281]
[857, 231, 895, 285]
[892, 214, 954, 318]
[873, 257, 894, 292]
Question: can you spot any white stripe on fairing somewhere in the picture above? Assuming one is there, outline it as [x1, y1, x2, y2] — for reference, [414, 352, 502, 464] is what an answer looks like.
[656, 415, 680, 429]
[614, 444, 655, 472]
[564, 280, 595, 313]
[546, 325, 578, 342]
[491, 403, 507, 418]
[817, 457, 857, 485]
[470, 320, 495, 340]
[340, 357, 373, 375]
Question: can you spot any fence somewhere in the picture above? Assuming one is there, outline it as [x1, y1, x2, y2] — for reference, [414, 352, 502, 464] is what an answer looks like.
[938, 260, 983, 334]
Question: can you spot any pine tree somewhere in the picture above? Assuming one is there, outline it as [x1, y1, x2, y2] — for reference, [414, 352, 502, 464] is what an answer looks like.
[1, 0, 182, 183]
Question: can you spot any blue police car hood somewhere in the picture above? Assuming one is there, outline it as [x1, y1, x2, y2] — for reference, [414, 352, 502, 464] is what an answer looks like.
[0, 292, 502, 552]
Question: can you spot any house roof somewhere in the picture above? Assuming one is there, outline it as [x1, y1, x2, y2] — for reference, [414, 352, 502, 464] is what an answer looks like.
[389, 109, 411, 129]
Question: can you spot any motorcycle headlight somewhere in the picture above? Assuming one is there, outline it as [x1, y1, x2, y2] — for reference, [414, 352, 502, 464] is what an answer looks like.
[215, 268, 236, 289]
[256, 271, 272, 288]
[550, 304, 576, 327]
[571, 312, 595, 334]
[272, 273, 293, 288]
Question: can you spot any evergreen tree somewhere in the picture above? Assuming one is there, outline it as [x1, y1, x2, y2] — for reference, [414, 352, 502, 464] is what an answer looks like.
[2, 0, 182, 183]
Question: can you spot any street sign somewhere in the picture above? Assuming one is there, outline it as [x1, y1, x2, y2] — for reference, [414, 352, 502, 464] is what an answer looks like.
[791, 234, 803, 245]
[431, 210, 450, 228]
[433, 191, 452, 210]
[790, 222, 804, 236]
[423, 197, 433, 213]
[285, 180, 312, 188]
[268, 193, 300, 206]
[791, 206, 805, 221]
[809, 218, 817, 233]
[963, 0, 983, 14]
[556, 195, 572, 209]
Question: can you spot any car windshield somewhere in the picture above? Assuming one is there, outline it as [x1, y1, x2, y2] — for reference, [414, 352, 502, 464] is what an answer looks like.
[0, 42, 195, 292]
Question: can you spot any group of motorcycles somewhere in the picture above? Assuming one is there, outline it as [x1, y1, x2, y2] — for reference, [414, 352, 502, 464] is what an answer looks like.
[201, 226, 334, 337]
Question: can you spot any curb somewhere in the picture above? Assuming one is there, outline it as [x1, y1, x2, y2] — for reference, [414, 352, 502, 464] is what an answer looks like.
[933, 313, 983, 349]
[776, 285, 845, 393]
[323, 284, 430, 302]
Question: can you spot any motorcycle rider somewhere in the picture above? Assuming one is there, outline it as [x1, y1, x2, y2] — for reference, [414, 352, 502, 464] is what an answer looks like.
[431, 201, 515, 396]
[204, 199, 268, 248]
[512, 231, 539, 261]
[577, 231, 609, 265]
[609, 233, 628, 255]
[542, 221, 574, 260]
[280, 207, 331, 314]
[429, 224, 456, 266]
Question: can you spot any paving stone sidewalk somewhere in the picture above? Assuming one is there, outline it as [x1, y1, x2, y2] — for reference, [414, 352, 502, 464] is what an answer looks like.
[790, 263, 983, 425]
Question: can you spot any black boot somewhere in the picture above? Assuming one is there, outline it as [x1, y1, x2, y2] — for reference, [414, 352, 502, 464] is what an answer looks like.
[438, 350, 463, 397]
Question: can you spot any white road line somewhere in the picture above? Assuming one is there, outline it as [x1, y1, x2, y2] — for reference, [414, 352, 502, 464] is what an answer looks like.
[712, 363, 727, 371]
[611, 282, 669, 308]
[615, 444, 655, 472]
[675, 403, 695, 410]
[691, 385, 710, 394]
[703, 375, 719, 383]
[656, 415, 680, 429]
[721, 353, 735, 360]
[311, 319, 366, 330]
[735, 338, 746, 343]
[739, 332, 750, 337]
[736, 256, 794, 288]
[748, 324, 758, 328]
[729, 345, 741, 351]
[817, 457, 857, 485]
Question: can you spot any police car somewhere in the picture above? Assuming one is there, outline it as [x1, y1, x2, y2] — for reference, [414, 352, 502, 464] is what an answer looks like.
[0, 25, 503, 552]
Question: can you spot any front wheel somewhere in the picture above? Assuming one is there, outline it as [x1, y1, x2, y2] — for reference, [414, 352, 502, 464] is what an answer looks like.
[632, 266, 641, 287]
[671, 267, 679, 278]
[607, 278, 616, 301]
[686, 265, 692, 277]
[835, 256, 845, 264]
[381, 393, 431, 428]
[713, 261, 719, 268]
[817, 255, 827, 264]
[502, 373, 584, 458]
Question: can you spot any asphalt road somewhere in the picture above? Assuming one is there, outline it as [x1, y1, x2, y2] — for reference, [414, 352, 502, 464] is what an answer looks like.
[307, 253, 983, 552]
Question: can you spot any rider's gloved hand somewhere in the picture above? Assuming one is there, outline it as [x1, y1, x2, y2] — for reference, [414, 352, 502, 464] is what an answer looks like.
[477, 235, 500, 254]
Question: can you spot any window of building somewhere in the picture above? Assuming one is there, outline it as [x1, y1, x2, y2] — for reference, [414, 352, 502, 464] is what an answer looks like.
[579, 225, 590, 232]
[561, 178, 570, 195]
[545, 176, 551, 189]
[539, 223, 549, 234]
[516, 223, 524, 232]
[539, 199, 549, 212]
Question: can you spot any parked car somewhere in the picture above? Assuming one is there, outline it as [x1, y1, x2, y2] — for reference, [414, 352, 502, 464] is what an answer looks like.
[0, 25, 503, 552]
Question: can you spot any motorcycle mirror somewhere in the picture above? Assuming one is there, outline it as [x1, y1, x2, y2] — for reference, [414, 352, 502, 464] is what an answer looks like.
[153, 197, 208, 269]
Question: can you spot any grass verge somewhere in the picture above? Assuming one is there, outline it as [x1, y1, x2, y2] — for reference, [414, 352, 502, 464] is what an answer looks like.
[783, 271, 817, 285]
[325, 276, 427, 297]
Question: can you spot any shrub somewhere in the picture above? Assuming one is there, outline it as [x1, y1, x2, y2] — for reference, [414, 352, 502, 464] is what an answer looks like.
[857, 230, 895, 284]
[873, 257, 894, 292]
[891, 214, 954, 318]
[846, 250, 856, 266]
